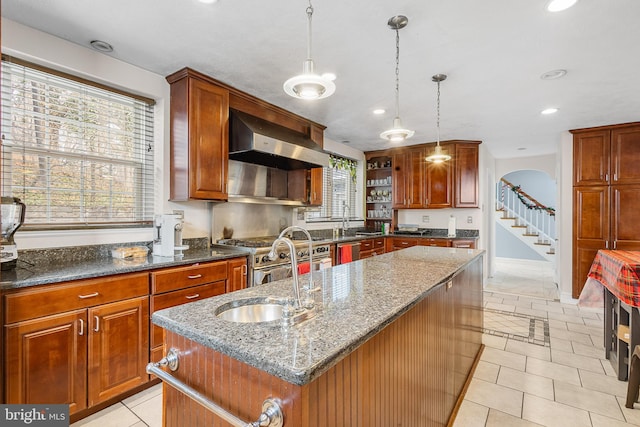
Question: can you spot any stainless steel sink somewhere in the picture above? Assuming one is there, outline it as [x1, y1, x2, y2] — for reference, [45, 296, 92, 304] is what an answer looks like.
[215, 297, 317, 325]
[216, 301, 284, 323]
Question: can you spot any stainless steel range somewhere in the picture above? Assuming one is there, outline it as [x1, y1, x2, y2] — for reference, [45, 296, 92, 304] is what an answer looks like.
[217, 236, 332, 286]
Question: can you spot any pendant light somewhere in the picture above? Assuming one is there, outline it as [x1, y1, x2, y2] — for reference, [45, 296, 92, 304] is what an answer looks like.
[283, 0, 335, 100]
[380, 15, 414, 143]
[425, 74, 452, 163]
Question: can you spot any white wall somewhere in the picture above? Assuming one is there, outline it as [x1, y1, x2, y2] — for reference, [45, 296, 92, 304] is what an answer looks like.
[3, 19, 212, 249]
[496, 154, 556, 181]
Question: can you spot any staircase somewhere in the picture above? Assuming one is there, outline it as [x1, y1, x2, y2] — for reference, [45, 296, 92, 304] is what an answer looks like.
[496, 178, 556, 262]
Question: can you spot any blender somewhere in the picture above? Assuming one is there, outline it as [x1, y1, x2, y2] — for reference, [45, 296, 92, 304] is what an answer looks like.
[1, 197, 26, 270]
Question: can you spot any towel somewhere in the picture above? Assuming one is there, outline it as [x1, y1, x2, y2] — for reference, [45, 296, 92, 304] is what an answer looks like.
[297, 262, 310, 275]
[340, 245, 353, 264]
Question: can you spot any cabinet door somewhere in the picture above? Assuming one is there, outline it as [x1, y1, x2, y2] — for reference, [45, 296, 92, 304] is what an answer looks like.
[406, 148, 426, 208]
[573, 186, 609, 298]
[451, 239, 475, 249]
[611, 127, 640, 184]
[227, 257, 248, 293]
[573, 130, 610, 186]
[425, 144, 453, 208]
[611, 185, 640, 249]
[309, 167, 324, 206]
[5, 310, 87, 414]
[454, 143, 479, 208]
[87, 297, 149, 406]
[392, 152, 407, 208]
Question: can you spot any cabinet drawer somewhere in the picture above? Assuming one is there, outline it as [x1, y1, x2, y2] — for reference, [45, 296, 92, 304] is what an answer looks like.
[360, 240, 374, 252]
[151, 261, 227, 294]
[373, 238, 385, 250]
[392, 238, 419, 250]
[150, 281, 226, 348]
[5, 273, 149, 324]
[421, 238, 451, 247]
[452, 239, 475, 249]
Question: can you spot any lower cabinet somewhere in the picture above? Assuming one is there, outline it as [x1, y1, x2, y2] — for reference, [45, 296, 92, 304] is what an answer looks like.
[4, 273, 149, 415]
[359, 237, 386, 259]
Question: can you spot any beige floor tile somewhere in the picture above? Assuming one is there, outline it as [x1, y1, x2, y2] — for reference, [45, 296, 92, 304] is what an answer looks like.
[484, 295, 506, 304]
[602, 359, 618, 377]
[486, 409, 544, 427]
[548, 327, 593, 344]
[554, 380, 624, 420]
[465, 378, 524, 417]
[590, 413, 640, 427]
[532, 302, 563, 314]
[497, 366, 554, 400]
[522, 394, 592, 427]
[579, 369, 629, 398]
[572, 340, 607, 359]
[473, 360, 500, 383]
[551, 348, 606, 373]
[130, 423, 147, 427]
[548, 336, 574, 353]
[451, 400, 489, 427]
[486, 301, 517, 312]
[71, 403, 141, 427]
[547, 311, 587, 325]
[122, 383, 162, 408]
[505, 340, 551, 361]
[514, 306, 550, 319]
[584, 317, 605, 327]
[482, 333, 508, 350]
[129, 393, 162, 427]
[525, 357, 581, 386]
[481, 346, 527, 371]
[548, 319, 568, 330]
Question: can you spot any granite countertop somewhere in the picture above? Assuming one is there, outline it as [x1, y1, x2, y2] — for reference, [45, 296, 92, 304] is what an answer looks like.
[1, 244, 251, 290]
[153, 246, 484, 386]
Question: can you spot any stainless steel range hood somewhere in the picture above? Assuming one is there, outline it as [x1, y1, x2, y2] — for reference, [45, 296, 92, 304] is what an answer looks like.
[229, 110, 330, 170]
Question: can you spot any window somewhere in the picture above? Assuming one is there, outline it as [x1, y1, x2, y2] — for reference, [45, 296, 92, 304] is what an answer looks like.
[1, 57, 155, 229]
[307, 155, 358, 221]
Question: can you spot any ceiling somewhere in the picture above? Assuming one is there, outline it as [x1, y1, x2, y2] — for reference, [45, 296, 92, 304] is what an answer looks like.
[3, 0, 640, 159]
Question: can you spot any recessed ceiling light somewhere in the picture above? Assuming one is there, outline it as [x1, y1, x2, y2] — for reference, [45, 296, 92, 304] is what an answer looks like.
[321, 73, 337, 82]
[541, 108, 559, 115]
[198, 0, 218, 3]
[540, 69, 567, 80]
[341, 140, 350, 144]
[373, 109, 386, 115]
[517, 147, 527, 151]
[90, 40, 113, 53]
[546, 0, 578, 12]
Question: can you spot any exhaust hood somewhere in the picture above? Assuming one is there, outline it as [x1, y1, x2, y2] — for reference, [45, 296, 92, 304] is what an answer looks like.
[229, 110, 330, 170]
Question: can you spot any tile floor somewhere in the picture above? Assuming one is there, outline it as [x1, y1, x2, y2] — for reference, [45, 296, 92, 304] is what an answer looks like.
[73, 258, 638, 427]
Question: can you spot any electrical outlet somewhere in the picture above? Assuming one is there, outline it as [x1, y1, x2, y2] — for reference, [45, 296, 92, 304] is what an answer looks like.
[467, 216, 473, 224]
[422, 215, 430, 223]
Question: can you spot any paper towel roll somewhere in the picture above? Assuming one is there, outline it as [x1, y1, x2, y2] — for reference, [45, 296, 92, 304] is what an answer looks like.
[448, 215, 456, 237]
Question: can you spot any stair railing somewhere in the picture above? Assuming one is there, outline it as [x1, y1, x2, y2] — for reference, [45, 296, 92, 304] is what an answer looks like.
[496, 178, 556, 254]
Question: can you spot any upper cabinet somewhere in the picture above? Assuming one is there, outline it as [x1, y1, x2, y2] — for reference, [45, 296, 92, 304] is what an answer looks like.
[166, 67, 326, 202]
[426, 143, 453, 208]
[573, 123, 640, 186]
[454, 142, 480, 208]
[167, 69, 229, 201]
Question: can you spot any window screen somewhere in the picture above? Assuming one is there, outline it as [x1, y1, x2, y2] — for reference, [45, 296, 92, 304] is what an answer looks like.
[1, 57, 155, 229]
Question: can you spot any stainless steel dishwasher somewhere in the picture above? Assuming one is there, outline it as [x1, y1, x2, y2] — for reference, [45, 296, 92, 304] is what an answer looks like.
[336, 241, 361, 264]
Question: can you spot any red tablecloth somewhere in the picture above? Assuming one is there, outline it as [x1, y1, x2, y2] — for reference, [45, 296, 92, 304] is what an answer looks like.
[588, 250, 640, 308]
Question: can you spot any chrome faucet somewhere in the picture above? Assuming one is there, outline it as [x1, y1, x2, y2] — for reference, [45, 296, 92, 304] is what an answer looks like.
[342, 202, 350, 236]
[277, 225, 314, 292]
[268, 237, 302, 309]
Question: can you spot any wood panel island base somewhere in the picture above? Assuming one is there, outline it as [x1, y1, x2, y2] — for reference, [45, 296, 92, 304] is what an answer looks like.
[153, 247, 484, 427]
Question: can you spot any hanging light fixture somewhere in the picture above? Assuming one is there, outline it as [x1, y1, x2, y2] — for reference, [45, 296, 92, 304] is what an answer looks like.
[425, 74, 452, 163]
[283, 0, 335, 100]
[380, 15, 414, 143]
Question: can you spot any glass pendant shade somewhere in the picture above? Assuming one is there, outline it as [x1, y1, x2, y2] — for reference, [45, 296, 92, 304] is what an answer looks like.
[380, 117, 414, 142]
[284, 60, 336, 100]
[425, 144, 451, 163]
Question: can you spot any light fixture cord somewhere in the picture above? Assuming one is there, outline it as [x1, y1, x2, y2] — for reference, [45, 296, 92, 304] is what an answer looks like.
[306, 1, 313, 61]
[394, 28, 401, 118]
[436, 79, 441, 146]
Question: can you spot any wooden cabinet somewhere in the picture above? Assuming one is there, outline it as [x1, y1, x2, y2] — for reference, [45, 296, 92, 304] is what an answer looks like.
[150, 260, 231, 363]
[386, 237, 475, 252]
[571, 122, 640, 298]
[308, 167, 324, 206]
[421, 238, 451, 248]
[4, 273, 149, 415]
[425, 144, 453, 208]
[360, 238, 386, 259]
[167, 68, 229, 201]
[227, 257, 248, 293]
[393, 148, 426, 209]
[454, 142, 480, 208]
[386, 237, 419, 252]
[451, 239, 476, 249]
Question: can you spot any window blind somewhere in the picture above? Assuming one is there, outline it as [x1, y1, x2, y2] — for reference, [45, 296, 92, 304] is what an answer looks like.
[321, 166, 357, 219]
[1, 58, 155, 229]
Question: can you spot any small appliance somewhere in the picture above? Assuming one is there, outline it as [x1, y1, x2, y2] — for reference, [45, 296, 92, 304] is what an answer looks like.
[1, 197, 26, 270]
[152, 211, 189, 258]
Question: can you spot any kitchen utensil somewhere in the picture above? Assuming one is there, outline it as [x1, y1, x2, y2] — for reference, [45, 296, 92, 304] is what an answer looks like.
[1, 197, 26, 270]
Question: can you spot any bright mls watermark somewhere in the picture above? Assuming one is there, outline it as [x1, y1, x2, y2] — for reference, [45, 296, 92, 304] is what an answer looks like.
[0, 405, 68, 426]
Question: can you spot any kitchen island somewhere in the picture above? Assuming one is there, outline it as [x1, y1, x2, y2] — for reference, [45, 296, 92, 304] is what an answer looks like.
[153, 246, 484, 426]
